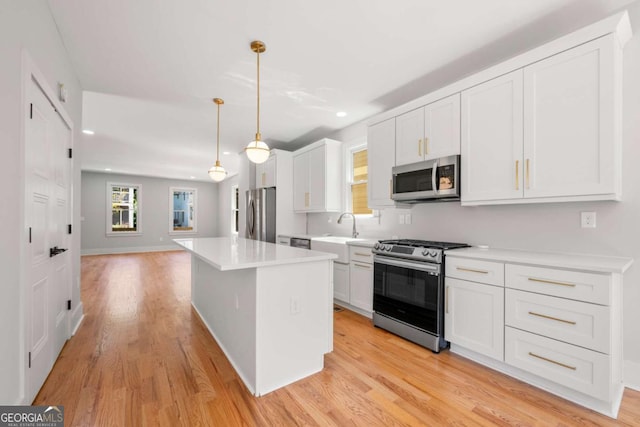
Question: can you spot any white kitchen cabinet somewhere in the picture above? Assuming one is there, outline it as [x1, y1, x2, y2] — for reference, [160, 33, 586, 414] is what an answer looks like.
[349, 246, 373, 313]
[462, 36, 621, 205]
[395, 94, 461, 167]
[333, 262, 350, 303]
[445, 260, 505, 361]
[367, 118, 395, 208]
[461, 70, 524, 203]
[255, 154, 276, 188]
[293, 139, 342, 212]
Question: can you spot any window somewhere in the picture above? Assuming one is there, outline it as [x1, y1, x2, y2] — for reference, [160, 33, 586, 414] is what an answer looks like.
[170, 187, 197, 234]
[231, 185, 239, 235]
[107, 182, 141, 235]
[350, 147, 372, 215]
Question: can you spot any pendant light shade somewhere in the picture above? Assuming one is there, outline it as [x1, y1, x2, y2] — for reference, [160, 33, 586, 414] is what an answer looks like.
[208, 98, 227, 182]
[245, 40, 270, 164]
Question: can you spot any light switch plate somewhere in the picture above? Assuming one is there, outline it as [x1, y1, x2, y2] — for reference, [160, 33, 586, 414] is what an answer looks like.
[581, 212, 596, 228]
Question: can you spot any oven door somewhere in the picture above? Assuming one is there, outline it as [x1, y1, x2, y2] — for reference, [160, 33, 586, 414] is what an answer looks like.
[373, 255, 442, 335]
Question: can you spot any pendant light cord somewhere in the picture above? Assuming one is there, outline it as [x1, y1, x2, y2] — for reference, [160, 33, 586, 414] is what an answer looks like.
[256, 48, 261, 142]
[216, 101, 221, 162]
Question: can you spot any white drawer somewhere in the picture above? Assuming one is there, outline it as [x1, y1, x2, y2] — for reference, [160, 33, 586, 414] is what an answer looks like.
[446, 257, 504, 286]
[505, 289, 610, 354]
[349, 246, 373, 265]
[505, 327, 611, 401]
[505, 264, 611, 305]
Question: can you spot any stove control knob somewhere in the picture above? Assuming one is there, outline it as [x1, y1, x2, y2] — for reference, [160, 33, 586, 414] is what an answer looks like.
[421, 249, 429, 256]
[374, 243, 380, 250]
[385, 245, 392, 251]
[429, 250, 438, 257]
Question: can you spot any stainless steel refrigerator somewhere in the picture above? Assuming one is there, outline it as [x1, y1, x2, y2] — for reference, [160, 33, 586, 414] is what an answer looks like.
[245, 187, 276, 243]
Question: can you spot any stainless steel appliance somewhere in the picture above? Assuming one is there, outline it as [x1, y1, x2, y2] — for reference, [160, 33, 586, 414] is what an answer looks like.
[290, 237, 311, 250]
[392, 155, 461, 202]
[372, 239, 468, 352]
[245, 188, 276, 243]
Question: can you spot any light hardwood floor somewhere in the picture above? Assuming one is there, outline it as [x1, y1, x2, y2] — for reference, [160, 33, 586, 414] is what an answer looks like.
[35, 251, 640, 426]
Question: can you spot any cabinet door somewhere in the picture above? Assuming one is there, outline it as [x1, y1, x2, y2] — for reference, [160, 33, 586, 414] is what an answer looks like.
[424, 93, 461, 160]
[349, 261, 373, 312]
[445, 277, 504, 361]
[367, 118, 396, 208]
[307, 145, 326, 211]
[523, 36, 616, 199]
[255, 156, 276, 188]
[293, 153, 309, 211]
[461, 70, 524, 203]
[395, 108, 424, 166]
[333, 262, 350, 302]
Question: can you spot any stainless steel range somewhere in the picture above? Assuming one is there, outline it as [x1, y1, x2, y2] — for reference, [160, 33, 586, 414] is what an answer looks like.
[372, 239, 469, 353]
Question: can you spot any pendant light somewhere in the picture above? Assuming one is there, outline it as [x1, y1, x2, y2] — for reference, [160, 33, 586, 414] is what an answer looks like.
[245, 40, 270, 164]
[208, 98, 227, 182]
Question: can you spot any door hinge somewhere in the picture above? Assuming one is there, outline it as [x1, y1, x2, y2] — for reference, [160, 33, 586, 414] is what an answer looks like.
[29, 103, 33, 119]
[28, 352, 31, 368]
[67, 300, 71, 311]
[68, 148, 73, 159]
[68, 224, 72, 235]
[29, 227, 32, 243]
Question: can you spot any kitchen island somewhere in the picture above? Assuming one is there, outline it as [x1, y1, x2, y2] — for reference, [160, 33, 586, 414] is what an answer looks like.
[173, 237, 337, 396]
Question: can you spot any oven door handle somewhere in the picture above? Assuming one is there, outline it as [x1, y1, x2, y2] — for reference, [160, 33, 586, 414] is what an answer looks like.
[374, 255, 440, 273]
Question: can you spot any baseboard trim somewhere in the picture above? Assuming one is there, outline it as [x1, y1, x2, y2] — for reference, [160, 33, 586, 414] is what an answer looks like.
[71, 310, 84, 336]
[81, 245, 181, 256]
[624, 360, 640, 391]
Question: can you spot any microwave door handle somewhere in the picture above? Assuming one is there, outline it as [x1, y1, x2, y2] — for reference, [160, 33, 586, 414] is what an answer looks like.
[432, 160, 439, 193]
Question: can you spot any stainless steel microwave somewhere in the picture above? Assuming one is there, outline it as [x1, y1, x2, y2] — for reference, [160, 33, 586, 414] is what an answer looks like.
[391, 155, 461, 202]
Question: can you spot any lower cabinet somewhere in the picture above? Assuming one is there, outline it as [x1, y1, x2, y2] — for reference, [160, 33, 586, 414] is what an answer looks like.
[333, 262, 350, 303]
[445, 277, 504, 361]
[349, 260, 373, 313]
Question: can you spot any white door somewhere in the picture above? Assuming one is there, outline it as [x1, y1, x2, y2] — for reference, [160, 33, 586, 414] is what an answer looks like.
[367, 118, 396, 208]
[395, 107, 424, 166]
[424, 93, 461, 160]
[461, 70, 524, 203]
[523, 36, 616, 199]
[25, 77, 72, 401]
[307, 145, 326, 211]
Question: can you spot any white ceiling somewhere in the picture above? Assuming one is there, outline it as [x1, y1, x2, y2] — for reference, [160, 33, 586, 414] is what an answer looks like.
[47, 0, 636, 181]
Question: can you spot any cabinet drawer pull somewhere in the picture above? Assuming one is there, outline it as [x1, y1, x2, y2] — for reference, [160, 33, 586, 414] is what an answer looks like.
[353, 263, 370, 269]
[525, 158, 530, 190]
[528, 311, 576, 325]
[354, 252, 371, 257]
[456, 267, 489, 274]
[527, 277, 576, 288]
[515, 160, 520, 190]
[425, 137, 429, 155]
[528, 352, 576, 371]
[418, 139, 422, 156]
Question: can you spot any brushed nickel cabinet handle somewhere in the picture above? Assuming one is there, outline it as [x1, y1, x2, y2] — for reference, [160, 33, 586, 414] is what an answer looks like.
[353, 263, 370, 269]
[528, 311, 576, 325]
[515, 160, 520, 190]
[528, 352, 576, 371]
[456, 267, 489, 274]
[526, 159, 530, 190]
[418, 139, 422, 157]
[527, 277, 576, 288]
[425, 137, 429, 155]
[354, 252, 371, 257]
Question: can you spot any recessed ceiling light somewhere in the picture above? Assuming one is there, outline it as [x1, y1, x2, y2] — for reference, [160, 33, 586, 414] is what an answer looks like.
[82, 129, 95, 135]
[336, 112, 347, 118]
[104, 168, 112, 171]
[223, 151, 231, 155]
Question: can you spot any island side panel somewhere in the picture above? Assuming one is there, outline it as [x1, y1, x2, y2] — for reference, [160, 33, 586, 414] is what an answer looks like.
[190, 255, 258, 394]
[254, 260, 333, 395]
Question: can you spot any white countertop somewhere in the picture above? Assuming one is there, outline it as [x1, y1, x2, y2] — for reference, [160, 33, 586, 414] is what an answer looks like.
[445, 247, 633, 274]
[346, 239, 378, 248]
[174, 237, 337, 271]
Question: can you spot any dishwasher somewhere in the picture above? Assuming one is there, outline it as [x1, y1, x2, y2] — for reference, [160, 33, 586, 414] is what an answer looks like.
[290, 237, 311, 250]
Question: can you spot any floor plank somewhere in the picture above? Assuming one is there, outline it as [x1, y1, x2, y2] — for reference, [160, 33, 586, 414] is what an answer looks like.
[34, 251, 640, 426]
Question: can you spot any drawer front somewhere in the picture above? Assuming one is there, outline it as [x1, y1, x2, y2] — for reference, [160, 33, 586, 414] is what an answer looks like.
[446, 257, 504, 286]
[505, 289, 610, 354]
[505, 327, 610, 400]
[349, 246, 373, 265]
[505, 264, 610, 305]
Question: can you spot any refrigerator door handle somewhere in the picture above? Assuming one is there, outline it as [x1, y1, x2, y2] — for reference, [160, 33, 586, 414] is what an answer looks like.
[247, 199, 254, 237]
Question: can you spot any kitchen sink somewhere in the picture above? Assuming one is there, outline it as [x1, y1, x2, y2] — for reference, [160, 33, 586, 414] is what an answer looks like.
[310, 236, 365, 263]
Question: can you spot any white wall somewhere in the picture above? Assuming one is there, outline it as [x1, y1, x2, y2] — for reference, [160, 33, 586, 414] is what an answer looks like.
[308, 4, 640, 388]
[0, 1, 83, 404]
[81, 171, 220, 254]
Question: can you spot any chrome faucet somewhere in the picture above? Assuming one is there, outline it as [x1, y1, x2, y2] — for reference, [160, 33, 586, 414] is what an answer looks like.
[337, 212, 359, 238]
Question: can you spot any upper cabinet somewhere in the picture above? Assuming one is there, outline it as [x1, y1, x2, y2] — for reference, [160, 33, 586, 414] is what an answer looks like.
[293, 139, 342, 213]
[395, 94, 461, 167]
[255, 153, 276, 188]
[462, 35, 621, 205]
[367, 118, 396, 208]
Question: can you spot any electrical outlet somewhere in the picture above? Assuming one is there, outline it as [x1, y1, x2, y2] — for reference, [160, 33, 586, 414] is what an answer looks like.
[405, 214, 412, 225]
[398, 214, 405, 225]
[581, 212, 596, 228]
